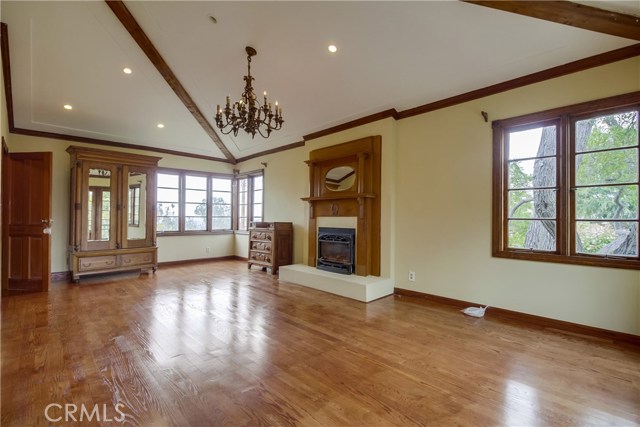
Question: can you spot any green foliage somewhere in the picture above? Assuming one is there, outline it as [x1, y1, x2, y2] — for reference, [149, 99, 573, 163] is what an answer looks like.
[577, 222, 618, 254]
[575, 112, 638, 224]
[509, 162, 532, 188]
[507, 111, 638, 252]
[508, 220, 530, 248]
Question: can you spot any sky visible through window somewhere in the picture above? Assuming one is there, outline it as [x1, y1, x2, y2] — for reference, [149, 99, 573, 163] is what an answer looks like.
[508, 128, 543, 175]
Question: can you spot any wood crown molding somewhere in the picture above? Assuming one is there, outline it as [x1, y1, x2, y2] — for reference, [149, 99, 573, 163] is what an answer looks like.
[303, 109, 399, 142]
[10, 127, 230, 163]
[396, 43, 640, 120]
[104, 1, 236, 164]
[462, 1, 640, 42]
[236, 140, 306, 163]
[394, 288, 640, 346]
[304, 44, 640, 139]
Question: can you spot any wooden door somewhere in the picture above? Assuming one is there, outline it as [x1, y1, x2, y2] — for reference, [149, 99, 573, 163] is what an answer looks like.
[2, 152, 53, 295]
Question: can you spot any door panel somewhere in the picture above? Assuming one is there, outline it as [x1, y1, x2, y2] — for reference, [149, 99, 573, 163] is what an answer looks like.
[2, 152, 52, 295]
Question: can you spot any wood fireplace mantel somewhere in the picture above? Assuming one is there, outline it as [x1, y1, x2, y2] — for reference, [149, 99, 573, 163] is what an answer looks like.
[302, 136, 381, 276]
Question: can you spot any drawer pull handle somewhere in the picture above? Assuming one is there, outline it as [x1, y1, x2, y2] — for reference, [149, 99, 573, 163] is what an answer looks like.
[81, 263, 92, 267]
[123, 259, 131, 264]
[106, 261, 114, 265]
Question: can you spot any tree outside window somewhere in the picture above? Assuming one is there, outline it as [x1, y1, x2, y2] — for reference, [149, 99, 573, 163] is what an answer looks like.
[493, 93, 639, 269]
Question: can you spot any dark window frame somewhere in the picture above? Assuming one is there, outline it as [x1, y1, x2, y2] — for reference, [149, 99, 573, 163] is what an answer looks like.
[492, 92, 640, 270]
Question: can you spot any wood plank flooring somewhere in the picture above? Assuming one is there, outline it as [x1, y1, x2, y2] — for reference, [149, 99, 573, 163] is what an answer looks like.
[2, 260, 639, 426]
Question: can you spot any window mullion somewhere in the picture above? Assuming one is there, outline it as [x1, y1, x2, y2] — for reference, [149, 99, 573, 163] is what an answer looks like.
[179, 173, 185, 232]
[206, 177, 212, 232]
[502, 130, 510, 251]
[248, 177, 254, 226]
[559, 116, 569, 256]
[232, 177, 238, 231]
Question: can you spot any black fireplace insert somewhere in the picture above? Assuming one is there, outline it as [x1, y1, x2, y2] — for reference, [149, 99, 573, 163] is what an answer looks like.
[317, 227, 355, 274]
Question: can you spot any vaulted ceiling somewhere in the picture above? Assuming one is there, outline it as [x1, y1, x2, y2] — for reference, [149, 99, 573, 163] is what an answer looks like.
[1, 1, 639, 164]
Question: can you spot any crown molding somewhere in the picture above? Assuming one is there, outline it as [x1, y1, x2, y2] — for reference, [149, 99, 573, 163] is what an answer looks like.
[11, 127, 230, 163]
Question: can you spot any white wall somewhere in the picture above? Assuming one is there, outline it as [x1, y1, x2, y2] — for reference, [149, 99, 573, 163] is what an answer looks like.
[395, 57, 640, 334]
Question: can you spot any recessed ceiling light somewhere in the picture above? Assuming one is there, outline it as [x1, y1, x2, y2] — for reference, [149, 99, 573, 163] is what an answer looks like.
[328, 45, 337, 53]
[63, 104, 73, 110]
[123, 67, 132, 74]
[157, 123, 165, 129]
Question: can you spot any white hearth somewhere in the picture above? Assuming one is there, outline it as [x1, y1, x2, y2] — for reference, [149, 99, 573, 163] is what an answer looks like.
[279, 264, 394, 302]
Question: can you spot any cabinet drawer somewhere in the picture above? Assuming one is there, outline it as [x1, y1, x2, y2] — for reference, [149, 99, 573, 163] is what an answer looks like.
[250, 241, 272, 252]
[250, 231, 273, 241]
[78, 256, 117, 272]
[119, 252, 154, 267]
[249, 251, 272, 263]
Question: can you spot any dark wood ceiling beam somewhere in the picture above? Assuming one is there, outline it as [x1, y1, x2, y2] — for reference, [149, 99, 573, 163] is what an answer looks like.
[105, 1, 236, 163]
[463, 1, 640, 41]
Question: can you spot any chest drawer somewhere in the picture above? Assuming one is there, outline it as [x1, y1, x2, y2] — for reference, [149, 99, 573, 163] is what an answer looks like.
[250, 241, 272, 251]
[119, 252, 154, 266]
[78, 256, 117, 272]
[250, 231, 273, 241]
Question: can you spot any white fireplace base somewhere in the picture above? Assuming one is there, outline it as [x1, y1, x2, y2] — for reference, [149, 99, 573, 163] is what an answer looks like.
[279, 264, 394, 302]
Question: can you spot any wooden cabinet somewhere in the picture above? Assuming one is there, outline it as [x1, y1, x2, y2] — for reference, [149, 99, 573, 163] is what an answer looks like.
[248, 222, 293, 275]
[67, 146, 161, 282]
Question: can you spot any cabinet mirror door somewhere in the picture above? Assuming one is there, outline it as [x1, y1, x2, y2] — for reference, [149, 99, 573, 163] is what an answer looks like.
[87, 168, 113, 243]
[127, 171, 147, 241]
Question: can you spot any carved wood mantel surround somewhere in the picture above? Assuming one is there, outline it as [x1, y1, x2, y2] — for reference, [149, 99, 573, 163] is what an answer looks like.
[302, 136, 381, 276]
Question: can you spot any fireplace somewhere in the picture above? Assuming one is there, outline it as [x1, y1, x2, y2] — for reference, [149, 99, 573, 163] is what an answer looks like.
[317, 227, 355, 275]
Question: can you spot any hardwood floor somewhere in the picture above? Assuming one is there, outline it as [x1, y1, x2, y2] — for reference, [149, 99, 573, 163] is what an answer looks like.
[2, 260, 639, 426]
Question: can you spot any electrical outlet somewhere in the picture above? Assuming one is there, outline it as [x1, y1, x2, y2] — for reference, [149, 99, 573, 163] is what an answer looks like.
[205, 247, 211, 254]
[408, 271, 416, 282]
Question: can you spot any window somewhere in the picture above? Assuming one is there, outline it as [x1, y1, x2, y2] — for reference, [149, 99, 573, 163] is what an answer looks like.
[185, 175, 208, 231]
[236, 173, 264, 231]
[238, 177, 248, 231]
[493, 93, 640, 269]
[253, 175, 263, 223]
[157, 172, 180, 232]
[156, 169, 263, 234]
[212, 177, 232, 230]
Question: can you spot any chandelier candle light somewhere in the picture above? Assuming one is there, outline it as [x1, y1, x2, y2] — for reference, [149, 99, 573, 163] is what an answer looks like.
[215, 46, 284, 138]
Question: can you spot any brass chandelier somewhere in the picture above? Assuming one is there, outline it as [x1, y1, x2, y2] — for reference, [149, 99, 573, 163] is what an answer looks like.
[215, 46, 284, 139]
